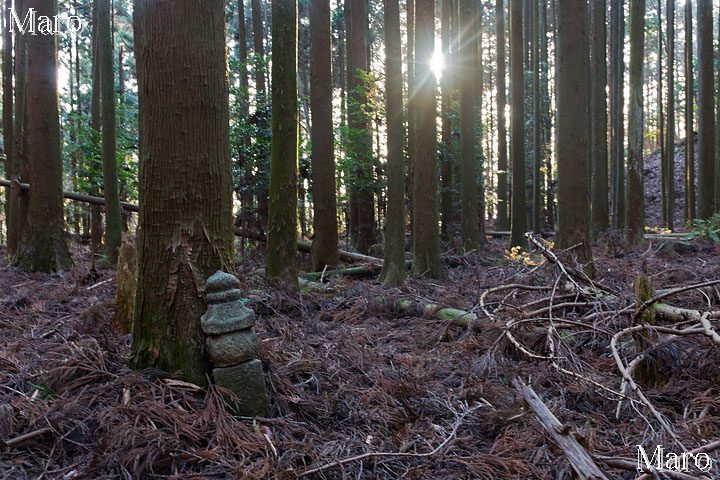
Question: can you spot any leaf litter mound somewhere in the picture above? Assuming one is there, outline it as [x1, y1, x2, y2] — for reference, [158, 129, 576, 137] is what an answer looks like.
[1, 237, 719, 479]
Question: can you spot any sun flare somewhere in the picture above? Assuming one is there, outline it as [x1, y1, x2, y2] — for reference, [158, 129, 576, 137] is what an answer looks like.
[430, 48, 444, 79]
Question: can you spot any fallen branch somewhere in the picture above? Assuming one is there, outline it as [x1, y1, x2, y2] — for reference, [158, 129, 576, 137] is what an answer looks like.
[513, 377, 609, 480]
[4, 427, 53, 447]
[295, 402, 486, 477]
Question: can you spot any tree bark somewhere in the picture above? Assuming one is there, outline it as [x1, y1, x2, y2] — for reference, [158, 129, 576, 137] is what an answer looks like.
[99, 0, 121, 263]
[625, 0, 646, 245]
[309, 0, 339, 271]
[459, 0, 479, 251]
[696, 0, 715, 219]
[266, 0, 299, 289]
[412, 0, 444, 278]
[665, 0, 675, 230]
[14, 0, 72, 272]
[556, 0, 593, 271]
[684, 0, 694, 221]
[90, 0, 103, 253]
[496, 0, 509, 231]
[131, 0, 235, 386]
[532, 0, 542, 234]
[510, 0, 527, 249]
[379, 0, 406, 288]
[590, 0, 608, 234]
[406, 0, 416, 244]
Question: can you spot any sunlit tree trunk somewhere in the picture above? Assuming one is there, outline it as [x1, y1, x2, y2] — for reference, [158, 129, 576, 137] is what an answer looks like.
[496, 0, 509, 231]
[590, 0, 608, 234]
[131, 0, 235, 385]
[14, 0, 72, 272]
[625, 0, 646, 245]
[440, 0, 453, 240]
[266, 0, 298, 288]
[665, 0, 675, 230]
[379, 0, 406, 287]
[406, 0, 416, 243]
[412, 0, 443, 278]
[310, 0, 339, 271]
[99, 0, 121, 262]
[556, 0, 593, 270]
[696, 0, 715, 219]
[684, 0, 694, 221]
[510, 0, 527, 249]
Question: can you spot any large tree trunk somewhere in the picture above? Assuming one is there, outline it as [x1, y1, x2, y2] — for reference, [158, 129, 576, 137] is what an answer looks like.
[11, 0, 29, 255]
[90, 0, 103, 254]
[346, 0, 375, 254]
[626, 0, 646, 245]
[406, 0, 416, 245]
[510, 0, 527, 250]
[2, 0, 14, 254]
[609, 0, 625, 229]
[131, 0, 235, 387]
[251, 0, 269, 228]
[459, 0, 479, 251]
[412, 0, 443, 279]
[439, 0, 453, 241]
[556, 0, 593, 271]
[309, 0, 338, 271]
[14, 0, 72, 272]
[532, 0, 542, 234]
[474, 0, 487, 244]
[696, 0, 715, 219]
[379, 0, 406, 288]
[590, 0, 608, 234]
[496, 0, 509, 230]
[665, 0, 675, 230]
[266, 0, 298, 289]
[99, 0, 121, 263]
[684, 0, 694, 221]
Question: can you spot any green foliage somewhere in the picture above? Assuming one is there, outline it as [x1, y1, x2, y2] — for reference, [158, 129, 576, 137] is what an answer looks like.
[690, 213, 720, 242]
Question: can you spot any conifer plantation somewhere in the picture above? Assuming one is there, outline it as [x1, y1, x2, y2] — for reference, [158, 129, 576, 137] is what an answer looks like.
[1, 1, 720, 477]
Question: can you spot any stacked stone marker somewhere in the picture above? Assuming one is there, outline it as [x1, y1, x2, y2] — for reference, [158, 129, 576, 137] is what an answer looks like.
[201, 271, 269, 416]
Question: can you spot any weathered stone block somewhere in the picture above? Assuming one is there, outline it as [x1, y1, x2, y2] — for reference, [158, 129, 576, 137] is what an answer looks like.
[206, 329, 258, 367]
[201, 301, 257, 335]
[213, 359, 269, 417]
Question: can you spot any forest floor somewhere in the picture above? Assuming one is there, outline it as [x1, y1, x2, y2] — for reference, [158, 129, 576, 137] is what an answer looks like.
[1, 226, 720, 479]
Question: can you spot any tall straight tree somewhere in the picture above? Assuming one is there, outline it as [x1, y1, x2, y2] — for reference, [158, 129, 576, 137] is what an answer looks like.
[665, 0, 675, 229]
[131, 0, 235, 386]
[309, 0, 338, 271]
[459, 0, 479, 250]
[412, 0, 443, 278]
[510, 0, 527, 249]
[251, 0, 267, 98]
[556, 0, 593, 269]
[696, 0, 715, 219]
[473, 0, 487, 243]
[439, 0, 453, 239]
[684, 0, 694, 221]
[2, 0, 14, 254]
[626, 0, 646, 245]
[346, 0, 375, 253]
[532, 0, 542, 233]
[99, 0, 121, 262]
[406, 0, 416, 240]
[496, 0, 509, 231]
[90, 0, 103, 252]
[266, 0, 298, 288]
[609, 0, 625, 228]
[379, 0, 406, 288]
[11, 0, 28, 255]
[590, 0, 608, 233]
[14, 0, 72, 272]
